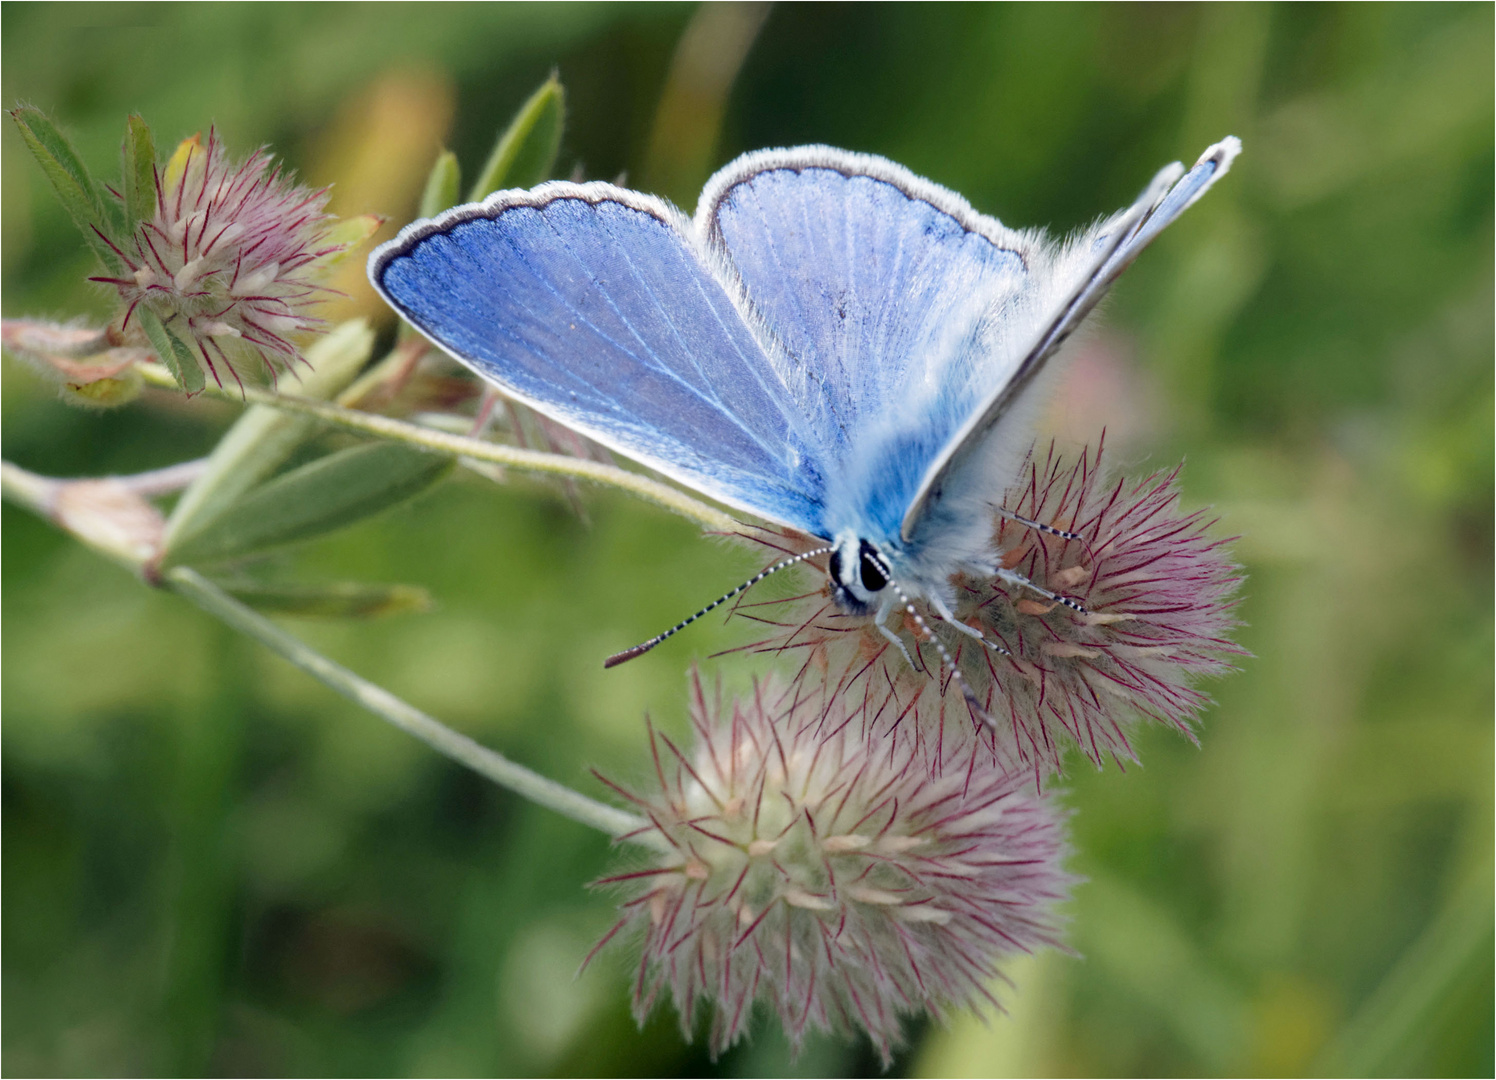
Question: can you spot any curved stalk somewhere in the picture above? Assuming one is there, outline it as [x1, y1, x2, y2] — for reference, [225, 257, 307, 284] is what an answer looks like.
[166, 567, 648, 841]
[136, 362, 739, 533]
[3, 462, 650, 841]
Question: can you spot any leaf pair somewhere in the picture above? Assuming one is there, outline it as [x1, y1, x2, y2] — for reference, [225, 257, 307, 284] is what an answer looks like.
[401, 75, 566, 348]
[10, 108, 162, 265]
[11, 106, 128, 271]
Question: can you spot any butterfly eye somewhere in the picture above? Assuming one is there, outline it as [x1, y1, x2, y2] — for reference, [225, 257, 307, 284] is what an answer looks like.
[858, 544, 889, 593]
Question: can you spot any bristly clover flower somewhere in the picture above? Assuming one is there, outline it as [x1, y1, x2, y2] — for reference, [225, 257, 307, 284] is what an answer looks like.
[92, 129, 376, 391]
[590, 674, 1074, 1064]
[727, 441, 1246, 779]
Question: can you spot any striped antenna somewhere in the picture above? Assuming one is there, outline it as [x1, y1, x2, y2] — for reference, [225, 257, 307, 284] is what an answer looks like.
[995, 505, 1085, 543]
[604, 547, 833, 668]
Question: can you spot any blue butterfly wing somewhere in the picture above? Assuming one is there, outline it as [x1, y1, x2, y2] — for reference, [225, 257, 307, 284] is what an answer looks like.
[696, 148, 1034, 545]
[900, 137, 1242, 541]
[369, 185, 829, 533]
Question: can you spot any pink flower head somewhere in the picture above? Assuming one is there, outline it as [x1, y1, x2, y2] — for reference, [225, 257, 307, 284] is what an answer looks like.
[726, 441, 1246, 778]
[591, 674, 1074, 1064]
[93, 130, 366, 390]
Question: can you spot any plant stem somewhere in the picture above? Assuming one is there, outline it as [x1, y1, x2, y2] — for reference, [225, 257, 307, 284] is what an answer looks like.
[1, 460, 161, 574]
[1, 461, 649, 841]
[165, 566, 647, 841]
[0, 459, 56, 516]
[1, 457, 207, 502]
[116, 458, 210, 496]
[136, 362, 739, 533]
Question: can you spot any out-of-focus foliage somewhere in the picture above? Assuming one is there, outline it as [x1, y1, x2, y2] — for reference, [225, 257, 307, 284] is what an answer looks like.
[3, 3, 1490, 1076]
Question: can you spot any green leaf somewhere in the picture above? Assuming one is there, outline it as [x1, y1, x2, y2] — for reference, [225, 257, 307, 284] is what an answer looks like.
[9, 105, 123, 272]
[162, 320, 377, 551]
[135, 306, 204, 395]
[292, 318, 379, 401]
[217, 579, 433, 618]
[419, 149, 462, 218]
[121, 114, 157, 230]
[468, 74, 565, 200]
[162, 442, 454, 567]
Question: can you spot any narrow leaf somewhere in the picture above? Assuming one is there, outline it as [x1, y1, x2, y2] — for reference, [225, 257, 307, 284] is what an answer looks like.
[121, 114, 157, 229]
[162, 320, 376, 550]
[468, 75, 565, 200]
[218, 580, 432, 618]
[306, 213, 384, 273]
[136, 306, 204, 394]
[162, 442, 454, 567]
[9, 106, 122, 272]
[419, 149, 461, 218]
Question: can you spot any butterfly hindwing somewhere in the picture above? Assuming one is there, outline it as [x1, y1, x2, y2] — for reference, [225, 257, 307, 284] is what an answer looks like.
[370, 184, 829, 532]
[901, 137, 1242, 542]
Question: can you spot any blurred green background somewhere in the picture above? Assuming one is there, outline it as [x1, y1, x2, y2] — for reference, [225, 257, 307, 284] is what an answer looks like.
[3, 3, 1491, 1076]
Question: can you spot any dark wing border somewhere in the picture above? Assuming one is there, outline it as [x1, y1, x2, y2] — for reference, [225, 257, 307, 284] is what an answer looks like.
[694, 144, 1034, 268]
[368, 181, 814, 529]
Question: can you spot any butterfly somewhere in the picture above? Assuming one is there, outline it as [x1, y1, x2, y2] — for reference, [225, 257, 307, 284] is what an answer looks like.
[369, 137, 1240, 671]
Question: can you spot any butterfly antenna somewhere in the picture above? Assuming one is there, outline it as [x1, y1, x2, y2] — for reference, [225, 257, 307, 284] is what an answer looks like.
[604, 547, 834, 669]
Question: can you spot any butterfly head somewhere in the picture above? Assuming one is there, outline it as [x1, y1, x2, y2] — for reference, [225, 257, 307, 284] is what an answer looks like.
[829, 532, 892, 616]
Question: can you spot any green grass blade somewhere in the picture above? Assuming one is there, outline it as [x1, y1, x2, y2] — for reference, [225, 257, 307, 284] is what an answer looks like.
[468, 74, 565, 200]
[420, 149, 462, 217]
[121, 114, 157, 229]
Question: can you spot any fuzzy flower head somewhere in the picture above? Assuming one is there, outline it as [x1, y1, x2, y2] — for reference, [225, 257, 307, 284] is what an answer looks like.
[592, 675, 1074, 1064]
[730, 442, 1246, 778]
[95, 130, 375, 390]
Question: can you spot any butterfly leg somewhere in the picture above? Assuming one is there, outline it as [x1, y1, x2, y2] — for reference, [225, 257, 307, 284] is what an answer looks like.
[877, 582, 999, 730]
[875, 619, 919, 670]
[995, 568, 1089, 615]
[994, 505, 1085, 543]
[927, 593, 1010, 656]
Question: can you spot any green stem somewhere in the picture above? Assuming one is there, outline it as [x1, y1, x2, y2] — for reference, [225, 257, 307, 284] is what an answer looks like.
[1, 460, 649, 840]
[164, 567, 647, 841]
[137, 362, 739, 533]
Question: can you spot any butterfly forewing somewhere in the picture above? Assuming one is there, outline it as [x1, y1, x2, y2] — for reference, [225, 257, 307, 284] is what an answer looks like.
[699, 148, 1038, 545]
[371, 185, 829, 532]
